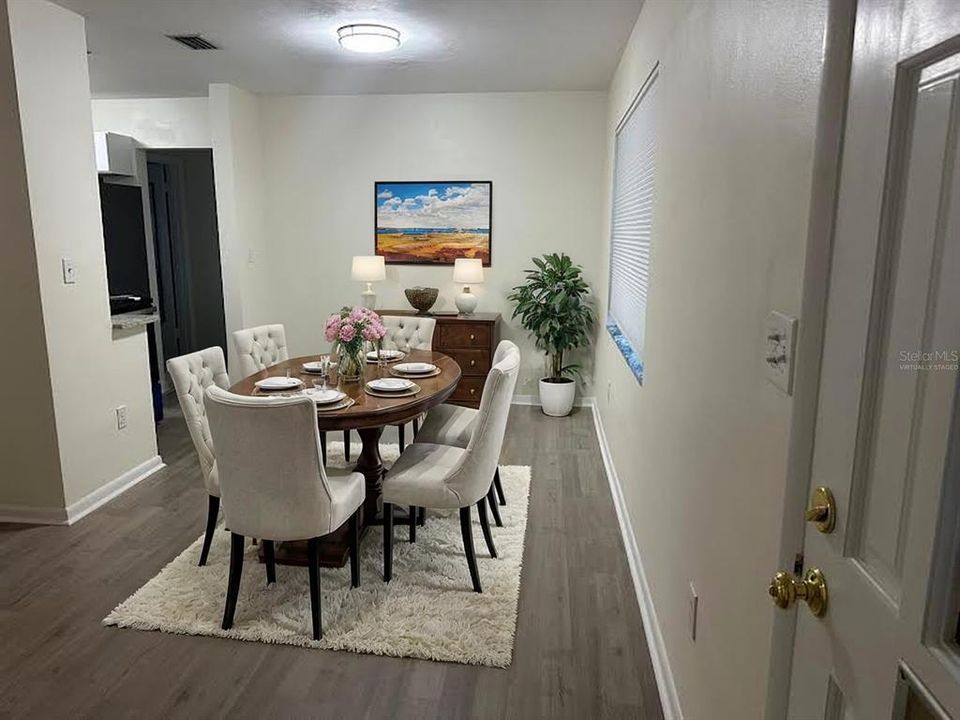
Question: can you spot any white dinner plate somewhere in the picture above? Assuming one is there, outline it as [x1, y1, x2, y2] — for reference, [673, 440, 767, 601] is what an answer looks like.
[366, 377, 414, 392]
[366, 349, 404, 361]
[254, 376, 303, 391]
[301, 361, 328, 374]
[393, 362, 437, 375]
[305, 388, 346, 405]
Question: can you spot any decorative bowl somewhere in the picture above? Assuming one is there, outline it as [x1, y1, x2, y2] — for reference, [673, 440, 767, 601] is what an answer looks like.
[404, 286, 439, 314]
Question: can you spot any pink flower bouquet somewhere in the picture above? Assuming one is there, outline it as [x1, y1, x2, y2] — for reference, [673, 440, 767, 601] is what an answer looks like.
[324, 306, 387, 380]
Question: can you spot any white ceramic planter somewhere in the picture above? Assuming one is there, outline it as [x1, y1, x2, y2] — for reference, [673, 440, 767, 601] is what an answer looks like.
[539, 377, 576, 417]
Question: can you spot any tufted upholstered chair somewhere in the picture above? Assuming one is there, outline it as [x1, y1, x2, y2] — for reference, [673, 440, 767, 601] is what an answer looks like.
[232, 324, 289, 377]
[412, 340, 518, 526]
[347, 315, 437, 454]
[381, 342, 520, 592]
[166, 346, 231, 566]
[205, 386, 365, 641]
[231, 323, 345, 464]
[380, 316, 437, 354]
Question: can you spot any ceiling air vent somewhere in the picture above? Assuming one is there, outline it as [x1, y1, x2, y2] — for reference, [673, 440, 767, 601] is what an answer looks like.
[167, 34, 219, 50]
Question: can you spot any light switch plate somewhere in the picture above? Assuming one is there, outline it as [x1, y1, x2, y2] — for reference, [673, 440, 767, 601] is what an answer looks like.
[765, 311, 797, 395]
[116, 405, 128, 431]
[61, 257, 77, 285]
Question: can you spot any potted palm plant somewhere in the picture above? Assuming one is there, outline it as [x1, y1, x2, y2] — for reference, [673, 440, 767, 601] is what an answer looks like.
[508, 253, 594, 416]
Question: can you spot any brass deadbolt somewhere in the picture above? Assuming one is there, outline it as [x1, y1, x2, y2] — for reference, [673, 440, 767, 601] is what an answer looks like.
[805, 486, 836, 533]
[768, 568, 828, 618]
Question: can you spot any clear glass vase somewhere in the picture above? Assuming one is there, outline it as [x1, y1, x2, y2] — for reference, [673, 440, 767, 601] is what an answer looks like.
[338, 346, 364, 383]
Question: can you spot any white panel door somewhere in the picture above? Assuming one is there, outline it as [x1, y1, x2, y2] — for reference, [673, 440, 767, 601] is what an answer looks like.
[784, 0, 960, 717]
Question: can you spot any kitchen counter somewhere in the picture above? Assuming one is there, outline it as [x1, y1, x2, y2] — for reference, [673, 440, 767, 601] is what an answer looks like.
[111, 308, 159, 331]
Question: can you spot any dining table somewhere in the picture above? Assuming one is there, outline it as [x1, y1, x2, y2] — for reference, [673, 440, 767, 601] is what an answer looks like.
[228, 349, 462, 567]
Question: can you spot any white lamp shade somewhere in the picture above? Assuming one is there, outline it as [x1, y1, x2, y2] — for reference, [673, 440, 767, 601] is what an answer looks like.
[351, 255, 386, 282]
[452, 258, 484, 284]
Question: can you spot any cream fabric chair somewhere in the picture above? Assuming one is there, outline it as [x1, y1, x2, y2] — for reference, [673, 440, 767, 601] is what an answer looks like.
[361, 315, 437, 452]
[381, 342, 520, 592]
[232, 324, 289, 377]
[205, 386, 365, 641]
[413, 340, 518, 524]
[232, 323, 345, 463]
[380, 316, 436, 354]
[165, 346, 231, 566]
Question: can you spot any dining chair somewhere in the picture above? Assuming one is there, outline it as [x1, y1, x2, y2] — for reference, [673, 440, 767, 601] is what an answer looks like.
[411, 340, 518, 527]
[357, 315, 436, 452]
[232, 323, 345, 464]
[165, 346, 231, 566]
[381, 342, 520, 592]
[204, 386, 365, 641]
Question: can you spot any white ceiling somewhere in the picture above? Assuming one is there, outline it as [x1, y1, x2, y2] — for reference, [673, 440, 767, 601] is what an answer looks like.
[54, 0, 642, 98]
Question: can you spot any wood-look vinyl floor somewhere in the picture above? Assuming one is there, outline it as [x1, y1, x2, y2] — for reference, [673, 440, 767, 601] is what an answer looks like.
[0, 403, 664, 720]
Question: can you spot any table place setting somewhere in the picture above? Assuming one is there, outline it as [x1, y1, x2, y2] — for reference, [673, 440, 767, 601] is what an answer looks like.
[253, 375, 304, 393]
[389, 361, 442, 379]
[364, 376, 422, 398]
[365, 348, 405, 364]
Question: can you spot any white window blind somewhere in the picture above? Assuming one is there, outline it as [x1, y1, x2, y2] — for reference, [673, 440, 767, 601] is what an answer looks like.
[607, 67, 658, 382]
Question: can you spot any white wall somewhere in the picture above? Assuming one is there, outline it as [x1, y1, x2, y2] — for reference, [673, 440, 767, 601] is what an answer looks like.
[256, 91, 606, 391]
[7, 0, 158, 509]
[91, 97, 210, 148]
[0, 0, 64, 511]
[593, 1, 828, 717]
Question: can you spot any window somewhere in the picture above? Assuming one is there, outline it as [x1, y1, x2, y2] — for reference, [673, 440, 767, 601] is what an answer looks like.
[607, 65, 658, 383]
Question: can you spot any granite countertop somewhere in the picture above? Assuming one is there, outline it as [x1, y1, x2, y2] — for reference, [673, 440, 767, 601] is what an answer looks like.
[111, 308, 159, 330]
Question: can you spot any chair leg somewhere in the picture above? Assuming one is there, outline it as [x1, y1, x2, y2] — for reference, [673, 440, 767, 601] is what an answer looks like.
[493, 466, 506, 506]
[418, 506, 426, 526]
[487, 484, 503, 527]
[344, 429, 351, 462]
[262, 540, 276, 584]
[198, 495, 220, 566]
[307, 537, 322, 640]
[383, 502, 394, 582]
[477, 498, 498, 559]
[349, 510, 360, 589]
[222, 532, 245, 630]
[459, 506, 482, 593]
[409, 506, 417, 543]
[413, 416, 420, 436]
[320, 431, 327, 466]
[398, 423, 406, 451]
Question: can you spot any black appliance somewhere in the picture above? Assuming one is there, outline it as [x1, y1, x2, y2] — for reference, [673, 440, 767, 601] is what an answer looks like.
[99, 181, 153, 314]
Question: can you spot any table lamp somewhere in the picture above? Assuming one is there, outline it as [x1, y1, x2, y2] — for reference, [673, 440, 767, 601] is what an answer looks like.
[453, 258, 484, 315]
[351, 255, 386, 309]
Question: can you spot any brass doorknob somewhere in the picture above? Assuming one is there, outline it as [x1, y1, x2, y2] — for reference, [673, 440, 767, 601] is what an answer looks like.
[805, 486, 836, 533]
[768, 568, 828, 617]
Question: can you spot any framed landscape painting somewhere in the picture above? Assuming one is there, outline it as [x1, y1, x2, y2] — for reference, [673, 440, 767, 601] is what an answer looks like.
[375, 181, 492, 265]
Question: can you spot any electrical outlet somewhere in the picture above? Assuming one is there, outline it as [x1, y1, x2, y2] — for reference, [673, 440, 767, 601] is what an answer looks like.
[764, 311, 797, 395]
[115, 405, 128, 431]
[61, 257, 77, 284]
[689, 582, 698, 642]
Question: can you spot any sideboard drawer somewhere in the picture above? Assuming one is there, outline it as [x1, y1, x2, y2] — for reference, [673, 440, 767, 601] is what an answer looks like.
[451, 376, 486, 403]
[444, 348, 490, 376]
[439, 323, 490, 349]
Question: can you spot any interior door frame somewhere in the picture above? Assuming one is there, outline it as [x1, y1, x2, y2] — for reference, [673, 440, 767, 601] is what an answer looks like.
[763, 1, 859, 717]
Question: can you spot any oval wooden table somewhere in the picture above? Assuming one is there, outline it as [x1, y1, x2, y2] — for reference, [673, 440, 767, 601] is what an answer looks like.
[229, 350, 462, 567]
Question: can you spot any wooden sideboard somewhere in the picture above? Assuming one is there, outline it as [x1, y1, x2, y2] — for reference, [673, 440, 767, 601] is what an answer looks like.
[379, 310, 501, 408]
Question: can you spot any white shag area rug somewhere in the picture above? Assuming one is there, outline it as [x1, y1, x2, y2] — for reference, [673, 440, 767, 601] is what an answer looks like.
[103, 442, 531, 668]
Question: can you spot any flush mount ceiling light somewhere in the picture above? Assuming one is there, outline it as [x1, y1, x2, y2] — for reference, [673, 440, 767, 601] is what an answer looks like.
[337, 24, 401, 53]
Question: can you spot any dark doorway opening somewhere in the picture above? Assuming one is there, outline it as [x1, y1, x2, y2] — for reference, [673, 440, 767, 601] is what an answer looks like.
[147, 150, 226, 365]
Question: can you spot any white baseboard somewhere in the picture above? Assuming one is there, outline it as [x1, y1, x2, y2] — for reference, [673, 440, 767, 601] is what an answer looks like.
[0, 503, 68, 525]
[0, 455, 164, 526]
[590, 403, 683, 720]
[511, 394, 596, 407]
[66, 455, 164, 524]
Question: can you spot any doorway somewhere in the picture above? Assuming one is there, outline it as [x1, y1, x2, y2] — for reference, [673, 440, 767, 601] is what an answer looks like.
[146, 149, 227, 366]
